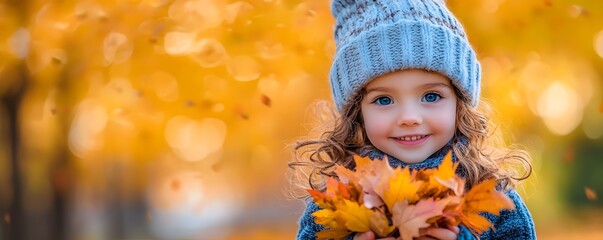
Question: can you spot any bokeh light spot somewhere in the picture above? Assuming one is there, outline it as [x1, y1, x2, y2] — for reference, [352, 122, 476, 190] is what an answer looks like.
[9, 28, 30, 59]
[537, 82, 582, 135]
[257, 74, 280, 96]
[103, 32, 133, 64]
[165, 116, 227, 162]
[568, 5, 588, 18]
[149, 71, 180, 102]
[168, 0, 223, 31]
[190, 38, 228, 67]
[225, 1, 254, 24]
[226, 55, 261, 82]
[594, 30, 603, 59]
[256, 41, 285, 60]
[582, 101, 603, 140]
[68, 99, 108, 157]
[164, 31, 196, 56]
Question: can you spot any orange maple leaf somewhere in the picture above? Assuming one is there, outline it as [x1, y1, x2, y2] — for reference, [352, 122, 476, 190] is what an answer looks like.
[326, 177, 343, 197]
[435, 152, 458, 180]
[308, 189, 333, 209]
[355, 155, 394, 189]
[392, 198, 448, 240]
[460, 179, 515, 233]
[309, 153, 512, 239]
[335, 165, 358, 185]
[353, 155, 393, 208]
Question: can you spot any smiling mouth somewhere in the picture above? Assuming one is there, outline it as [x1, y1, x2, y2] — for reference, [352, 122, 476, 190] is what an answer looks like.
[393, 135, 429, 141]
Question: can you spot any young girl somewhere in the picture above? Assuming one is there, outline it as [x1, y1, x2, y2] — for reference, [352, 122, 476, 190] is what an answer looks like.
[290, 0, 536, 239]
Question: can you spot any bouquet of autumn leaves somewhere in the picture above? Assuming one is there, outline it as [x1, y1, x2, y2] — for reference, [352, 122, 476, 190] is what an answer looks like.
[307, 152, 515, 240]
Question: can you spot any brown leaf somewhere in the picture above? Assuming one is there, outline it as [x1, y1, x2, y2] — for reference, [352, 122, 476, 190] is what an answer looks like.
[544, 0, 553, 7]
[585, 187, 598, 201]
[185, 100, 196, 107]
[260, 94, 271, 107]
[563, 148, 575, 164]
[3, 213, 10, 224]
[369, 208, 396, 237]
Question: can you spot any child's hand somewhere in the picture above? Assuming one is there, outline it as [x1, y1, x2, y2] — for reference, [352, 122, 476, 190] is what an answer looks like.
[353, 231, 395, 240]
[415, 225, 460, 240]
[353, 226, 459, 240]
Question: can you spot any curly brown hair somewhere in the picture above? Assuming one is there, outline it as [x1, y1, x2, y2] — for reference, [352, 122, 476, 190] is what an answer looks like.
[287, 83, 532, 198]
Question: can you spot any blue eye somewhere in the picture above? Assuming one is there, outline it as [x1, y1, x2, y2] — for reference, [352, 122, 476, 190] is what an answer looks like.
[373, 96, 393, 105]
[422, 93, 441, 102]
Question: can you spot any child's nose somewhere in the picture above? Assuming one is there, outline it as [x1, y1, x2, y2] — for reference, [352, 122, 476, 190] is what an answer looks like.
[396, 105, 422, 126]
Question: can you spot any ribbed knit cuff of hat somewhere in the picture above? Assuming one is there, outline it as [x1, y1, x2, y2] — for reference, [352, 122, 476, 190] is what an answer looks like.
[329, 19, 481, 112]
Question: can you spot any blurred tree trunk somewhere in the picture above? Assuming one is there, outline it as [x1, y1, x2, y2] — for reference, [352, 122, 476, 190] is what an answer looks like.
[3, 1, 72, 239]
[48, 37, 80, 240]
[2, 63, 27, 240]
[1, 0, 27, 238]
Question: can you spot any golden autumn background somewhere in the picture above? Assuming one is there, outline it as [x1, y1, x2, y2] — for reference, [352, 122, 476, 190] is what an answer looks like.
[0, 0, 602, 239]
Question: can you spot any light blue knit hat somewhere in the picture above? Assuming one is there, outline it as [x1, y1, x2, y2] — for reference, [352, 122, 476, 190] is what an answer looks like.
[330, 0, 481, 112]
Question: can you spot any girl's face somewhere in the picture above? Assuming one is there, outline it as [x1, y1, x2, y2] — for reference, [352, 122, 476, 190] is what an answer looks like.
[360, 69, 457, 164]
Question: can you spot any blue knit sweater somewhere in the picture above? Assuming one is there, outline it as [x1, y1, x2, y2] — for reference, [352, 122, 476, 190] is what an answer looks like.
[295, 146, 536, 240]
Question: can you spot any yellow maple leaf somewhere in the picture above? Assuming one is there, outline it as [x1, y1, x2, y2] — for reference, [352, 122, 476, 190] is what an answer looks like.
[316, 227, 352, 240]
[336, 199, 373, 233]
[379, 167, 422, 209]
[312, 208, 338, 229]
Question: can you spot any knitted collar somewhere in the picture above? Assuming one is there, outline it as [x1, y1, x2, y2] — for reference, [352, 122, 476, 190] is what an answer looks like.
[362, 136, 467, 170]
